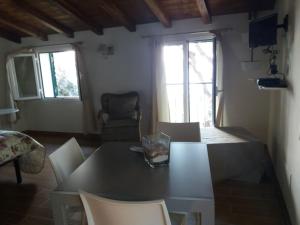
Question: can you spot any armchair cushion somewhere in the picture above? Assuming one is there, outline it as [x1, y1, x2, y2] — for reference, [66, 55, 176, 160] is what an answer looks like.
[108, 95, 138, 120]
[102, 92, 139, 120]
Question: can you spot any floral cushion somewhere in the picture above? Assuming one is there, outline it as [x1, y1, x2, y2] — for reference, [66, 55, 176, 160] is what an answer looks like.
[0, 131, 45, 174]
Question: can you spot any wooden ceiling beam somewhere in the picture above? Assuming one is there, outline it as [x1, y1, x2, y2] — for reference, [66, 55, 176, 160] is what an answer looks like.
[196, 0, 211, 24]
[143, 0, 171, 27]
[52, 0, 103, 35]
[98, 0, 136, 32]
[14, 0, 74, 38]
[0, 28, 21, 43]
[0, 14, 48, 41]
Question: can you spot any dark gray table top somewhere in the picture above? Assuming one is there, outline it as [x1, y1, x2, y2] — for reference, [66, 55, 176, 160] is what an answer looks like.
[56, 142, 214, 201]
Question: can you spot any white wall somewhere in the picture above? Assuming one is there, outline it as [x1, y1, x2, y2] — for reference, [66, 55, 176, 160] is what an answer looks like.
[0, 13, 271, 142]
[221, 30, 271, 142]
[268, 0, 300, 224]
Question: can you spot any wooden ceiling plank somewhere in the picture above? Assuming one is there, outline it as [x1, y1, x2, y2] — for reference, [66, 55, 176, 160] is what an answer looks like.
[98, 0, 136, 32]
[14, 0, 74, 38]
[52, 0, 103, 35]
[0, 28, 21, 43]
[0, 15, 48, 41]
[196, 0, 211, 24]
[143, 0, 171, 27]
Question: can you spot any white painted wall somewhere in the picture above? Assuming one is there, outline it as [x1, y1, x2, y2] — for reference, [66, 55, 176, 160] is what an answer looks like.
[0, 13, 271, 142]
[268, 0, 300, 224]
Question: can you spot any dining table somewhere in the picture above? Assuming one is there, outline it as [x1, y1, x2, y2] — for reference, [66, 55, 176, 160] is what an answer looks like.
[51, 142, 215, 225]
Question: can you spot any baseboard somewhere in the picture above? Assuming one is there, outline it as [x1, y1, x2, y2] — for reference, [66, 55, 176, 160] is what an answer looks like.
[23, 130, 101, 142]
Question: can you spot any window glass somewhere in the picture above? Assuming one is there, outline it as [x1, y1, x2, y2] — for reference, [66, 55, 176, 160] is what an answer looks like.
[14, 56, 38, 98]
[52, 51, 79, 98]
[39, 50, 79, 98]
[166, 84, 184, 122]
[189, 83, 213, 127]
[189, 41, 213, 84]
[163, 45, 184, 84]
[163, 44, 185, 122]
[189, 41, 214, 127]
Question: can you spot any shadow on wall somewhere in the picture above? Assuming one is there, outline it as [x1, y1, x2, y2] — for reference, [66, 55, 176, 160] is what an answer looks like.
[221, 31, 270, 143]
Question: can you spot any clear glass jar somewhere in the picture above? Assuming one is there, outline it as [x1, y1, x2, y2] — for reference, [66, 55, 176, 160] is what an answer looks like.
[142, 132, 170, 168]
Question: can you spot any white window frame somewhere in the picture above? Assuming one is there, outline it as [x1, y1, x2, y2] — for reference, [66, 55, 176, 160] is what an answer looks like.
[7, 44, 81, 101]
[163, 33, 216, 123]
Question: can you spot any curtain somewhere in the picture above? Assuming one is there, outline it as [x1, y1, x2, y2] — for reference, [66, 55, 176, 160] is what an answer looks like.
[5, 59, 18, 124]
[151, 38, 170, 133]
[73, 44, 97, 134]
[215, 35, 225, 127]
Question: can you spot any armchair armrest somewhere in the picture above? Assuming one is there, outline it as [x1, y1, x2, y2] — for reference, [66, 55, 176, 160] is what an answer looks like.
[98, 110, 110, 128]
[97, 109, 104, 121]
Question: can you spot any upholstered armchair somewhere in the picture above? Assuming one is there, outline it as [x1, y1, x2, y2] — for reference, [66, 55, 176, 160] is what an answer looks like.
[98, 92, 141, 141]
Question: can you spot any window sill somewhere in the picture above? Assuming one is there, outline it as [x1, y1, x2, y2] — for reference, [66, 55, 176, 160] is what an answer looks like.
[43, 97, 82, 102]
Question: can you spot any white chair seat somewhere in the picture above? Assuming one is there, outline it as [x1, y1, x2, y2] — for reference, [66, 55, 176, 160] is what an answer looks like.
[80, 191, 172, 225]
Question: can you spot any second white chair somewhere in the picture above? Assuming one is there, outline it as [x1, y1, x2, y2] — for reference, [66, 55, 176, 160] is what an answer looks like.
[79, 190, 186, 225]
[157, 122, 201, 142]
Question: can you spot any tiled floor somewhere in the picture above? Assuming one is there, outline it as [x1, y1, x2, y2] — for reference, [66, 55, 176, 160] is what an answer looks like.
[0, 135, 290, 225]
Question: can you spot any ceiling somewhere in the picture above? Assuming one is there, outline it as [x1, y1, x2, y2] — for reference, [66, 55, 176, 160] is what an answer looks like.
[0, 0, 275, 43]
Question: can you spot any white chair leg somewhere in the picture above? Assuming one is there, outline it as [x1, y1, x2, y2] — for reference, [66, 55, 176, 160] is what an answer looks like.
[169, 212, 187, 225]
[194, 212, 201, 225]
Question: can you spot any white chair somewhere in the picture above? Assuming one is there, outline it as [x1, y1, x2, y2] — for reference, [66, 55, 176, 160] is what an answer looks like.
[157, 122, 201, 142]
[49, 137, 85, 185]
[49, 138, 86, 225]
[79, 191, 187, 225]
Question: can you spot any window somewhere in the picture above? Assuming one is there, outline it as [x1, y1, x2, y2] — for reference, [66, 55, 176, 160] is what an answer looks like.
[7, 47, 80, 100]
[8, 54, 41, 100]
[163, 39, 215, 127]
[39, 51, 79, 98]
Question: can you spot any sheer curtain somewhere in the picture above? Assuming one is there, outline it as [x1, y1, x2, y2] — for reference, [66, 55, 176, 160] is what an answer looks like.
[151, 38, 170, 133]
[5, 59, 18, 124]
[73, 44, 97, 134]
[215, 35, 224, 127]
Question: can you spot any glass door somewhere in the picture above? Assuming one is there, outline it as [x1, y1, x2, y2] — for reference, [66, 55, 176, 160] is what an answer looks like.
[162, 39, 215, 127]
[188, 40, 214, 127]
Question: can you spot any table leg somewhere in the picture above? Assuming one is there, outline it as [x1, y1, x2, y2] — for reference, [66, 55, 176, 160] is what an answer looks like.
[51, 192, 68, 225]
[199, 201, 215, 225]
[13, 158, 22, 184]
[50, 191, 83, 225]
[165, 198, 215, 225]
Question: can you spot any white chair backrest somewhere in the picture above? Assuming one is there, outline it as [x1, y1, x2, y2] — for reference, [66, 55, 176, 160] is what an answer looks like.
[157, 122, 201, 142]
[49, 137, 85, 184]
[79, 191, 172, 225]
